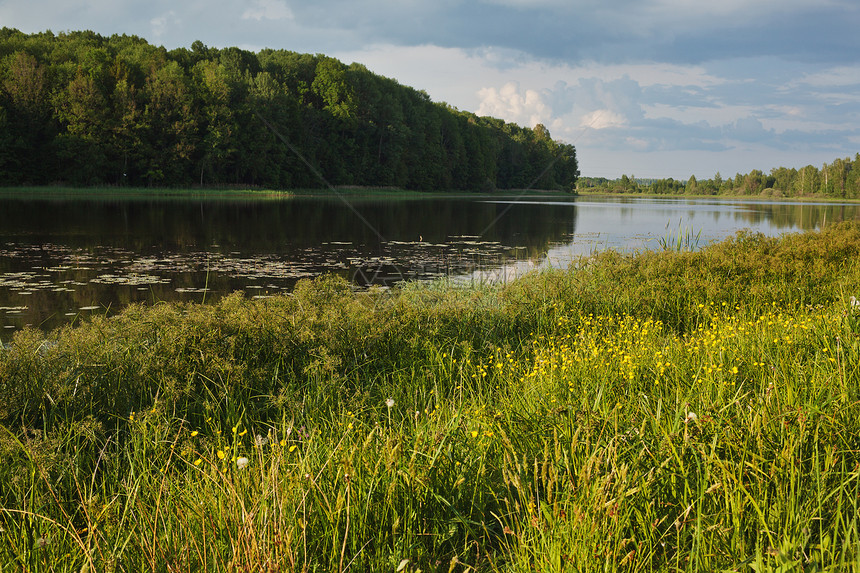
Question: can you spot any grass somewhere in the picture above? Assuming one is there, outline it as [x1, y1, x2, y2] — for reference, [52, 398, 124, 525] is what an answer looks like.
[0, 186, 565, 202]
[0, 186, 297, 201]
[2, 222, 860, 571]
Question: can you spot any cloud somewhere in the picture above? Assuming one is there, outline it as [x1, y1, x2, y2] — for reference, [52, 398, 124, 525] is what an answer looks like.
[726, 117, 772, 143]
[477, 0, 569, 7]
[150, 10, 179, 39]
[339, 41, 859, 173]
[4, 1, 858, 67]
[242, 0, 294, 21]
[792, 65, 860, 88]
[476, 82, 550, 127]
[580, 110, 626, 130]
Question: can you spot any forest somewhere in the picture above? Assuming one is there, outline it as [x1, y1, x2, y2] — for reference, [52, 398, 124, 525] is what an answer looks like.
[0, 28, 579, 191]
[579, 156, 860, 199]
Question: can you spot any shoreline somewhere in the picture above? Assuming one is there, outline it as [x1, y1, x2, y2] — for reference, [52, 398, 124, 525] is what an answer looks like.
[5, 184, 860, 203]
[0, 185, 574, 201]
[576, 189, 860, 203]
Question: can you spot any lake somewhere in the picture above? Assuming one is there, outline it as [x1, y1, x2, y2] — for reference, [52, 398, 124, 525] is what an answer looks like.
[1, 193, 858, 339]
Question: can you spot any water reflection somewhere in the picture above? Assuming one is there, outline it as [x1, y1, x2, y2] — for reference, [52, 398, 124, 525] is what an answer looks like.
[482, 197, 860, 256]
[0, 195, 576, 337]
[2, 194, 859, 339]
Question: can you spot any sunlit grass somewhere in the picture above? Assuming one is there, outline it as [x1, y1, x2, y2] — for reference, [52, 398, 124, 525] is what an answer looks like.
[0, 186, 300, 203]
[2, 223, 860, 570]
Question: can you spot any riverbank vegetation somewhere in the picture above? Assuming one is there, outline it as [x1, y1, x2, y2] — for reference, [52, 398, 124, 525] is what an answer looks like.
[579, 154, 860, 199]
[0, 185, 565, 201]
[0, 28, 578, 192]
[3, 222, 860, 571]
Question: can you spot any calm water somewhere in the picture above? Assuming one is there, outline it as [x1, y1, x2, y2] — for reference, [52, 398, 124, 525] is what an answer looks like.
[1, 193, 858, 339]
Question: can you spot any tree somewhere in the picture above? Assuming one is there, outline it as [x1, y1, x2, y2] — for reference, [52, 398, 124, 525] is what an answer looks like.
[686, 175, 698, 194]
[141, 59, 198, 185]
[741, 170, 765, 194]
[2, 51, 54, 182]
[311, 57, 356, 121]
[795, 165, 820, 196]
[0, 102, 13, 178]
[533, 123, 550, 142]
[847, 154, 860, 199]
[193, 60, 237, 184]
[55, 70, 111, 183]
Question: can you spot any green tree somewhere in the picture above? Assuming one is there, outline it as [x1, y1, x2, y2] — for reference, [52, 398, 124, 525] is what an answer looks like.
[847, 154, 860, 198]
[2, 51, 55, 182]
[55, 70, 111, 183]
[686, 174, 698, 194]
[0, 102, 12, 178]
[141, 59, 198, 185]
[769, 167, 796, 195]
[795, 165, 820, 196]
[741, 170, 765, 194]
[193, 60, 237, 184]
[311, 57, 356, 121]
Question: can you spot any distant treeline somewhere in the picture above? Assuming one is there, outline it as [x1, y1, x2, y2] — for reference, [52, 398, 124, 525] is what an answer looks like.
[0, 28, 579, 191]
[579, 156, 860, 199]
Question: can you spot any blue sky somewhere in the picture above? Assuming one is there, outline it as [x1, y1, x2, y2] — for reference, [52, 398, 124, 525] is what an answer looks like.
[2, 0, 859, 179]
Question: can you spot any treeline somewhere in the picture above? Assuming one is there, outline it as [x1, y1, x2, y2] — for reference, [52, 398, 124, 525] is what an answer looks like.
[0, 28, 579, 191]
[579, 156, 860, 199]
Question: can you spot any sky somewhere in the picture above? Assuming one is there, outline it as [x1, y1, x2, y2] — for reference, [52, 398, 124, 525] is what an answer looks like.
[2, 0, 859, 179]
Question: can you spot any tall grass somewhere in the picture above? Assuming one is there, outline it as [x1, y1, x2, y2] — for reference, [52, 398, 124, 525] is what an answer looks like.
[2, 222, 860, 571]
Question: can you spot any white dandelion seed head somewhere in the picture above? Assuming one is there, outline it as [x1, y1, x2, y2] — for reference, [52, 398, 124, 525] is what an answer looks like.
[385, 398, 395, 409]
[686, 412, 698, 422]
[236, 456, 250, 469]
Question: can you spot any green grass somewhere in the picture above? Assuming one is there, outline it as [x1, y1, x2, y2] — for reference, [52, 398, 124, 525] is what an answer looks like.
[0, 185, 568, 202]
[0, 186, 297, 201]
[2, 222, 860, 571]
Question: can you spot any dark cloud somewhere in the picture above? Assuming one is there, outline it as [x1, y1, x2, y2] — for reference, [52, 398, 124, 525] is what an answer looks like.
[5, 1, 858, 65]
[641, 85, 721, 110]
[279, 0, 860, 66]
[726, 117, 772, 143]
[663, 7, 860, 65]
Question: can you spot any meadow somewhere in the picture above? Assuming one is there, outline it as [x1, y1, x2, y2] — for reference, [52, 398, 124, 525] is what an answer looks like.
[2, 222, 860, 572]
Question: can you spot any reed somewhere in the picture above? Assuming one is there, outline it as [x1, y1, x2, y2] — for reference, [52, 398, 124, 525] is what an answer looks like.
[657, 219, 703, 252]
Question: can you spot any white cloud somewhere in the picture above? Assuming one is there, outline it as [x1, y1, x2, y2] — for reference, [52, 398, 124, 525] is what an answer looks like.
[580, 109, 626, 130]
[476, 82, 550, 127]
[150, 11, 179, 39]
[792, 65, 860, 88]
[648, 0, 817, 17]
[624, 136, 650, 151]
[242, 0, 294, 21]
[333, 44, 487, 106]
[335, 42, 859, 173]
[643, 103, 755, 126]
[477, 0, 571, 7]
